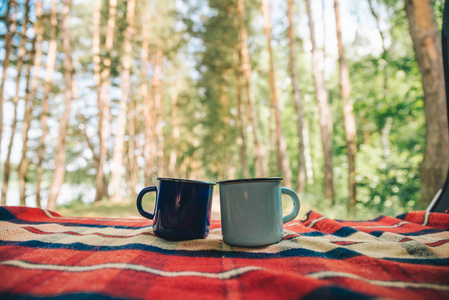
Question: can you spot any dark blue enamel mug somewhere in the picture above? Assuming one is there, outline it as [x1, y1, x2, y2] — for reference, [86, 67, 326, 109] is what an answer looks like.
[136, 177, 215, 241]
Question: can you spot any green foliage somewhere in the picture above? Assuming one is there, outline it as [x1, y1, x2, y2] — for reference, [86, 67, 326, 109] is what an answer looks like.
[356, 143, 421, 216]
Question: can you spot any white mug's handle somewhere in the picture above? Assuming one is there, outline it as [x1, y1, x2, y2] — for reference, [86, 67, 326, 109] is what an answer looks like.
[281, 187, 300, 223]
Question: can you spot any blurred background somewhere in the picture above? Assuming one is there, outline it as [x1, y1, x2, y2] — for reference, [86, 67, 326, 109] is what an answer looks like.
[0, 0, 448, 220]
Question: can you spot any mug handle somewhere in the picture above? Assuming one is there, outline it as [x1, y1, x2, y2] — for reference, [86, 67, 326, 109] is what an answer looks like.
[281, 187, 300, 223]
[136, 186, 157, 219]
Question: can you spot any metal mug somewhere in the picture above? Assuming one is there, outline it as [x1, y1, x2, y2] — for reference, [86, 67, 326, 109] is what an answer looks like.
[218, 177, 300, 247]
[136, 177, 215, 241]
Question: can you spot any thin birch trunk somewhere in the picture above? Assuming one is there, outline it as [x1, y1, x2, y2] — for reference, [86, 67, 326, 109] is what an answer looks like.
[141, 17, 154, 186]
[77, 111, 99, 168]
[235, 65, 249, 178]
[368, 0, 388, 102]
[47, 0, 74, 210]
[150, 54, 157, 180]
[180, 156, 187, 179]
[74, 82, 99, 170]
[19, 0, 44, 207]
[363, 121, 371, 145]
[237, 0, 266, 177]
[227, 152, 237, 180]
[154, 49, 164, 177]
[287, 0, 306, 193]
[381, 117, 393, 158]
[303, 123, 314, 185]
[0, 0, 18, 161]
[17, 39, 36, 206]
[322, 0, 326, 71]
[2, 0, 31, 205]
[261, 0, 292, 186]
[168, 90, 180, 177]
[36, 0, 58, 207]
[404, 0, 449, 206]
[268, 110, 276, 175]
[135, 130, 144, 187]
[93, 0, 101, 98]
[306, 0, 334, 203]
[220, 84, 236, 179]
[91, 0, 103, 199]
[95, 0, 117, 201]
[334, 0, 358, 209]
[126, 84, 138, 197]
[111, 0, 135, 202]
[368, 0, 392, 158]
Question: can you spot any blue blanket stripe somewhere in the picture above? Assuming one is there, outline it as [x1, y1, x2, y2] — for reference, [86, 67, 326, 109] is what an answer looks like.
[1, 217, 153, 229]
[1, 240, 448, 266]
[0, 292, 131, 300]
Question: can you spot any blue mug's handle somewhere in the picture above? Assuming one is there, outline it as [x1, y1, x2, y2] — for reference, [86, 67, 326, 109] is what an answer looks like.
[281, 187, 300, 223]
[136, 186, 157, 219]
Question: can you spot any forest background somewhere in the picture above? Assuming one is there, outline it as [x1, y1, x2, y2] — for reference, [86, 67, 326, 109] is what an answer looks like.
[0, 0, 448, 219]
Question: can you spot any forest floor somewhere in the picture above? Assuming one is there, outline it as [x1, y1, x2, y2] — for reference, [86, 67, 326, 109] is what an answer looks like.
[56, 191, 313, 221]
[56, 197, 144, 219]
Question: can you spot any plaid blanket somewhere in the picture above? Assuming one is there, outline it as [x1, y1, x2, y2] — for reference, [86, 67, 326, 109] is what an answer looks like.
[0, 206, 448, 299]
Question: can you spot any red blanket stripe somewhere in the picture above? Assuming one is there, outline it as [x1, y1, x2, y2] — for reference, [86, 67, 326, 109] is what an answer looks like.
[1, 246, 448, 284]
[20, 225, 157, 238]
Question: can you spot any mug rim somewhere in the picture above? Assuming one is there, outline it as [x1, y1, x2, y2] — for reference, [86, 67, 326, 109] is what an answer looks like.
[156, 177, 215, 185]
[216, 177, 283, 184]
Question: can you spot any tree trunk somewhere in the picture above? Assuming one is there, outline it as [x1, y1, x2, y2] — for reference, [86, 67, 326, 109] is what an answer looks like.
[268, 111, 276, 175]
[95, 0, 117, 202]
[93, 0, 101, 98]
[306, 0, 334, 203]
[235, 65, 249, 178]
[368, 0, 389, 103]
[237, 0, 266, 177]
[17, 41, 36, 206]
[141, 17, 154, 186]
[110, 0, 135, 202]
[36, 0, 58, 207]
[154, 49, 164, 177]
[168, 90, 180, 177]
[404, 0, 449, 207]
[381, 117, 393, 158]
[227, 151, 237, 180]
[0, 0, 18, 161]
[91, 0, 103, 200]
[19, 0, 44, 207]
[322, 0, 326, 67]
[334, 0, 357, 210]
[126, 82, 138, 197]
[219, 83, 235, 180]
[47, 0, 74, 211]
[303, 122, 314, 185]
[73, 81, 99, 170]
[2, 0, 31, 205]
[261, 0, 292, 187]
[287, 0, 306, 193]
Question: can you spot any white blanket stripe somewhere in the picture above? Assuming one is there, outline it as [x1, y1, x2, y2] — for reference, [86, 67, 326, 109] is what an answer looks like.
[422, 212, 430, 226]
[307, 271, 449, 291]
[0, 260, 261, 280]
[307, 216, 326, 228]
[43, 210, 151, 223]
[351, 221, 409, 229]
[1, 260, 448, 291]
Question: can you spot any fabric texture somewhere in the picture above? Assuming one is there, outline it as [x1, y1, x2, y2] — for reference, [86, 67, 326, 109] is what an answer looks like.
[0, 206, 448, 299]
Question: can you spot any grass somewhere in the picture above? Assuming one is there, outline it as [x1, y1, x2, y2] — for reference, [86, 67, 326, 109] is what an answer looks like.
[56, 196, 155, 219]
[55, 191, 315, 221]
